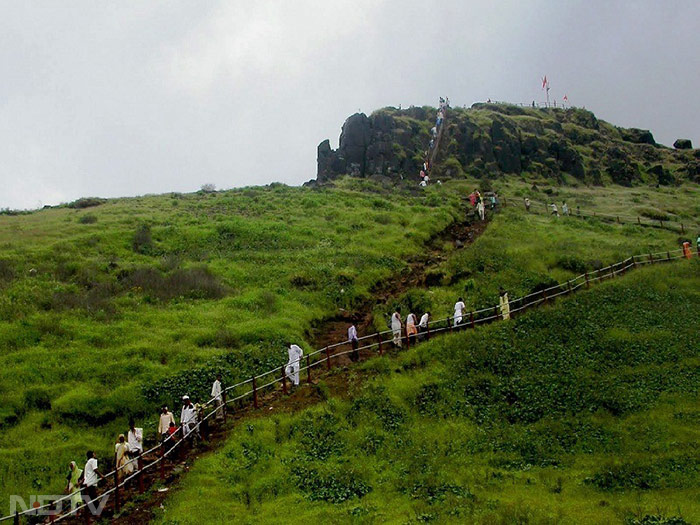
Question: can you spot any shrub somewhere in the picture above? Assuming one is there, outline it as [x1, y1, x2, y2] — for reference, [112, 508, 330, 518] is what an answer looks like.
[68, 197, 106, 209]
[124, 265, 227, 301]
[639, 208, 671, 222]
[77, 214, 97, 224]
[132, 223, 154, 254]
[24, 388, 52, 411]
[0, 260, 14, 282]
[290, 464, 371, 503]
[200, 183, 216, 193]
[555, 255, 588, 274]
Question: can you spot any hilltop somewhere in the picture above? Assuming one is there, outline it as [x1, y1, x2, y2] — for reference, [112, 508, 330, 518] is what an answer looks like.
[317, 103, 698, 187]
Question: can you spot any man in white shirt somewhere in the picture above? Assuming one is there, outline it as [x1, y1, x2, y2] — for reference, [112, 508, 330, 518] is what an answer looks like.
[81, 450, 104, 506]
[418, 312, 430, 340]
[158, 406, 175, 442]
[211, 374, 224, 421]
[127, 419, 143, 457]
[180, 395, 197, 439]
[285, 343, 304, 386]
[454, 298, 466, 327]
[348, 324, 359, 362]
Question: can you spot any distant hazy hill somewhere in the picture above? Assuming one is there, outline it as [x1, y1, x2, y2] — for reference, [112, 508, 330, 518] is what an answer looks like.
[317, 103, 698, 186]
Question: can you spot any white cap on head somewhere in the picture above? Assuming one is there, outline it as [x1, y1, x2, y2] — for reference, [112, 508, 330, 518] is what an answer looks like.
[182, 395, 190, 400]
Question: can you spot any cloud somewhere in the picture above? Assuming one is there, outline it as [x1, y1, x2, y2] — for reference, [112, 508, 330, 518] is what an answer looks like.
[0, 0, 698, 209]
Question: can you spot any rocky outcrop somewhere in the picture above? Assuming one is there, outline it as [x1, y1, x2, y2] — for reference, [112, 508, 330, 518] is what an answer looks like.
[315, 103, 691, 186]
[673, 138, 693, 149]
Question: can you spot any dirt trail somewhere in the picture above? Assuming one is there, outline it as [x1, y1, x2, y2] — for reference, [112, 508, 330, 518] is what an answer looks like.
[72, 209, 491, 524]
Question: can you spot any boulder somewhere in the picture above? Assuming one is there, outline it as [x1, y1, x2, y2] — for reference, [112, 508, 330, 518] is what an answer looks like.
[338, 113, 372, 171]
[619, 128, 655, 145]
[673, 138, 693, 149]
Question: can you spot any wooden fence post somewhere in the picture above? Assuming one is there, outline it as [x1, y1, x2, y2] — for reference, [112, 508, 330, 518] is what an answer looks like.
[648, 252, 653, 264]
[376, 333, 382, 355]
[306, 355, 312, 384]
[543, 290, 548, 304]
[405, 326, 410, 350]
[585, 272, 590, 288]
[160, 442, 165, 481]
[470, 311, 475, 329]
[325, 346, 331, 370]
[632, 256, 637, 268]
[426, 320, 431, 340]
[667, 251, 671, 261]
[281, 366, 288, 395]
[14, 510, 19, 525]
[567, 280, 572, 294]
[114, 468, 120, 513]
[252, 376, 258, 409]
[616, 216, 620, 224]
[637, 217, 641, 225]
[681, 223, 685, 234]
[494, 306, 499, 321]
[138, 454, 144, 494]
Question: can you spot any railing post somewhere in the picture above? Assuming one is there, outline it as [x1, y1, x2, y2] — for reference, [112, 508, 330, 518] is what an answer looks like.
[252, 376, 258, 409]
[160, 442, 165, 481]
[667, 251, 671, 261]
[222, 390, 227, 420]
[632, 255, 637, 268]
[543, 290, 548, 304]
[567, 280, 572, 294]
[114, 467, 120, 513]
[426, 320, 431, 340]
[648, 252, 653, 264]
[585, 272, 590, 288]
[405, 326, 410, 350]
[376, 333, 382, 355]
[659, 220, 663, 228]
[281, 366, 288, 395]
[138, 454, 144, 494]
[494, 306, 499, 321]
[15, 510, 19, 525]
[681, 223, 685, 234]
[616, 216, 620, 224]
[637, 217, 641, 225]
[470, 311, 475, 329]
[306, 355, 312, 384]
[325, 346, 331, 369]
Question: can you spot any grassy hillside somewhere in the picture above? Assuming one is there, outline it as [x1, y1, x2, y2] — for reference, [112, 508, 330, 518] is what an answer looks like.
[0, 174, 698, 516]
[0, 180, 464, 503]
[155, 261, 700, 524]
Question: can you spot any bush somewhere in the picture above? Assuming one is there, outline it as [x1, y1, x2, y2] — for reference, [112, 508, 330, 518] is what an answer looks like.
[77, 214, 97, 224]
[200, 183, 216, 193]
[290, 464, 371, 503]
[555, 255, 588, 274]
[0, 260, 14, 282]
[132, 223, 154, 254]
[24, 388, 52, 411]
[68, 197, 106, 209]
[124, 265, 227, 301]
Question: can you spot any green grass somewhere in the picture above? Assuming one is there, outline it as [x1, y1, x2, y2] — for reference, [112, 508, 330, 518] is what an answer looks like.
[156, 262, 700, 525]
[1, 176, 698, 519]
[0, 179, 465, 504]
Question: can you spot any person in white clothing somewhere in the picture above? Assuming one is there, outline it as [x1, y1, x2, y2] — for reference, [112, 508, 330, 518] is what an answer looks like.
[454, 298, 466, 327]
[550, 203, 559, 216]
[127, 419, 143, 456]
[285, 343, 304, 386]
[348, 324, 359, 362]
[211, 374, 224, 421]
[81, 450, 104, 506]
[158, 406, 175, 442]
[477, 200, 485, 221]
[180, 395, 197, 439]
[418, 312, 430, 341]
[391, 309, 403, 347]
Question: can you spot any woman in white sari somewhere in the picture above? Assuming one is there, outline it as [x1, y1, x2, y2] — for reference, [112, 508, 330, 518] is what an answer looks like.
[115, 434, 134, 482]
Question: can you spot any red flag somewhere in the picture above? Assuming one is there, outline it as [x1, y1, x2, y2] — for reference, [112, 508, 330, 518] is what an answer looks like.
[542, 76, 547, 89]
[563, 94, 568, 102]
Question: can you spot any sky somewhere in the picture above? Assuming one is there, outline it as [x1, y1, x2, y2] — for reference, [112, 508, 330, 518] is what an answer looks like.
[1, 1, 698, 209]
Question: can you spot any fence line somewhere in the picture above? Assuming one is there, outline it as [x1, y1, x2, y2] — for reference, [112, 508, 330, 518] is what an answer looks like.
[515, 196, 698, 235]
[3, 244, 694, 523]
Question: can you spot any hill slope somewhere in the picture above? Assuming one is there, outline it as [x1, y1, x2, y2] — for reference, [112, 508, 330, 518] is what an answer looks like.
[155, 262, 700, 524]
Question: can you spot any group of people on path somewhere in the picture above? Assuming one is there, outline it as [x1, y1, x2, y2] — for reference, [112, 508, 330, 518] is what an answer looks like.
[469, 188, 499, 220]
[418, 97, 450, 187]
[63, 374, 226, 511]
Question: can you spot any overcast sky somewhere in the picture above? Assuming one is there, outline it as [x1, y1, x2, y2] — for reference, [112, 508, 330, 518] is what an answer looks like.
[1, 1, 698, 209]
